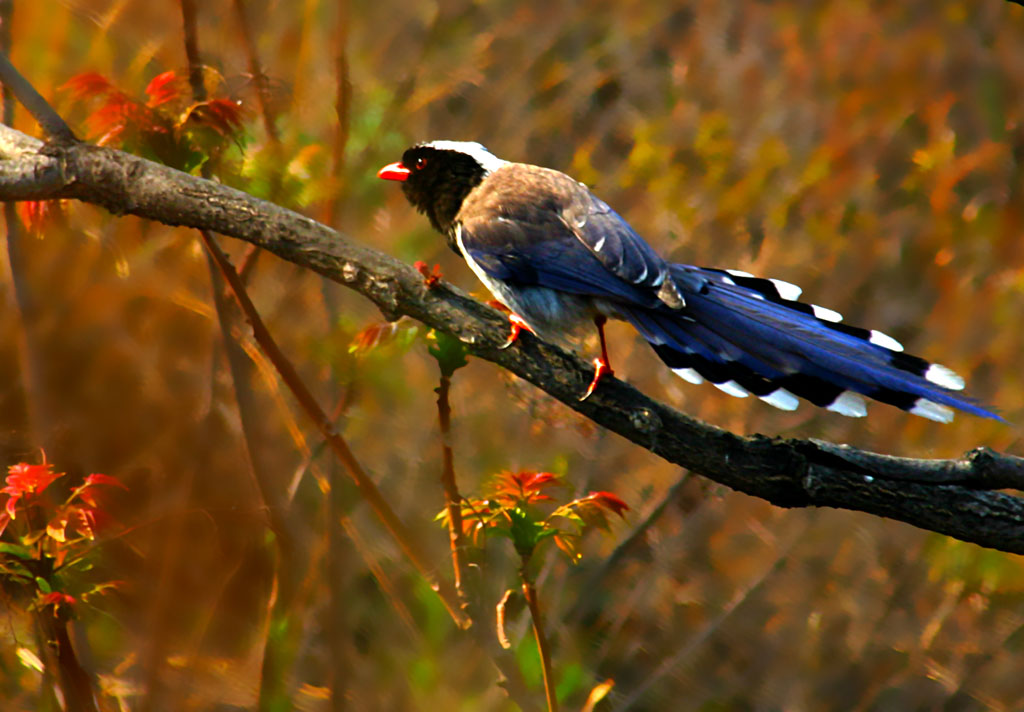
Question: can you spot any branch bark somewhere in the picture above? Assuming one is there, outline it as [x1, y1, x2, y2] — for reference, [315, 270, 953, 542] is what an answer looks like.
[1, 125, 1022, 553]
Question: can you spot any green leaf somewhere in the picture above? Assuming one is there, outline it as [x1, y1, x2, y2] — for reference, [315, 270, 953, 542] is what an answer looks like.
[0, 542, 35, 560]
[0, 561, 33, 582]
[427, 329, 469, 378]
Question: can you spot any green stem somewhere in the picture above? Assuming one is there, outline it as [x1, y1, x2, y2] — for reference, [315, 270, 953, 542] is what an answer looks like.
[520, 563, 557, 712]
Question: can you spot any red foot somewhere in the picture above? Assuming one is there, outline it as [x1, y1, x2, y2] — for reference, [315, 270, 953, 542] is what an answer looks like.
[414, 261, 443, 288]
[500, 313, 535, 350]
[484, 301, 535, 349]
[580, 357, 614, 401]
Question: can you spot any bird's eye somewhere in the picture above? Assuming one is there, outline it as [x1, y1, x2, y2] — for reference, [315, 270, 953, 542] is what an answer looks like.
[415, 157, 428, 170]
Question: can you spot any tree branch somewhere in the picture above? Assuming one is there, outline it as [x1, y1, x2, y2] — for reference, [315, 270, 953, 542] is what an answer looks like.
[1, 124, 1022, 553]
[0, 53, 76, 143]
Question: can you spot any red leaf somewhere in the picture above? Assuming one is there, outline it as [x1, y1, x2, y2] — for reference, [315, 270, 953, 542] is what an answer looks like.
[84, 473, 128, 490]
[76, 505, 114, 537]
[488, 470, 562, 506]
[18, 200, 57, 235]
[350, 321, 399, 355]
[519, 471, 557, 491]
[69, 506, 98, 539]
[185, 98, 245, 136]
[86, 93, 150, 141]
[60, 72, 114, 100]
[205, 98, 244, 130]
[40, 591, 76, 613]
[3, 492, 18, 519]
[589, 491, 629, 518]
[5, 462, 63, 496]
[145, 70, 182, 107]
[415, 261, 443, 288]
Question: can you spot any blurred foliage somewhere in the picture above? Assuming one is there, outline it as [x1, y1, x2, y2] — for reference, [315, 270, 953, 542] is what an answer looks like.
[2, 0, 1024, 710]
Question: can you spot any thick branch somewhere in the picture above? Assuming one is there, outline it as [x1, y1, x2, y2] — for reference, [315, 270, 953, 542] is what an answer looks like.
[1, 125, 1022, 553]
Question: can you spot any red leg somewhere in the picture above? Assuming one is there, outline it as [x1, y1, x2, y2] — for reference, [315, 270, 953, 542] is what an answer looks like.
[580, 315, 615, 401]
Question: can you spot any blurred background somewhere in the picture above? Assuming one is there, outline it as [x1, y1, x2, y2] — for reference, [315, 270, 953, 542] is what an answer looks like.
[2, 0, 1024, 709]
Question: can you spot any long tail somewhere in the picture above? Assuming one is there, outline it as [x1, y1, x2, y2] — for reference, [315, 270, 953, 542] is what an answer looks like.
[621, 265, 999, 422]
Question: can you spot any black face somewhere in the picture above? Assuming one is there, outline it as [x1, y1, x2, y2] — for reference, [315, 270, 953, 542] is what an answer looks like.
[397, 144, 490, 236]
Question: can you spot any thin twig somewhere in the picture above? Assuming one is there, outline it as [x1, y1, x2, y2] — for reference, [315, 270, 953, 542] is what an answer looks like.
[235, 243, 261, 284]
[567, 473, 693, 623]
[0, 2, 48, 457]
[231, 0, 279, 144]
[322, 0, 352, 229]
[177, 5, 311, 704]
[0, 52, 75, 143]
[179, 0, 205, 102]
[197, 228, 469, 627]
[611, 529, 803, 710]
[436, 370, 465, 592]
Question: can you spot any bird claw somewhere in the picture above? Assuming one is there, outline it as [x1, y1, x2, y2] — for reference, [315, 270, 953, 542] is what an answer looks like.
[579, 357, 614, 401]
[498, 312, 535, 349]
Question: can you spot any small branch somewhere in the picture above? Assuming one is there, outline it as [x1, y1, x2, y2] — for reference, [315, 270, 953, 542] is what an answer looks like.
[197, 228, 469, 627]
[566, 474, 693, 623]
[232, 0, 280, 145]
[437, 371, 465, 591]
[0, 53, 76, 143]
[179, 0, 206, 102]
[332, 0, 351, 167]
[466, 604, 541, 712]
[330, 0, 352, 179]
[612, 532, 800, 710]
[234, 244, 261, 284]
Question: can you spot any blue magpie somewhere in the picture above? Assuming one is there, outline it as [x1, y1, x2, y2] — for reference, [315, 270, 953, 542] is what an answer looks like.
[379, 140, 998, 422]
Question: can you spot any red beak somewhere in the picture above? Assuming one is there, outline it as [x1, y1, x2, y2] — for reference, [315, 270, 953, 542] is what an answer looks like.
[378, 161, 411, 182]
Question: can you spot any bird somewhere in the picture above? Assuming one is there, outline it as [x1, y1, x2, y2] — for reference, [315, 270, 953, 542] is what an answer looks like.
[378, 140, 999, 423]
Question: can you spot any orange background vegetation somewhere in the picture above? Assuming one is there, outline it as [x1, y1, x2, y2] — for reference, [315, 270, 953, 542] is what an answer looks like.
[2, 0, 1024, 709]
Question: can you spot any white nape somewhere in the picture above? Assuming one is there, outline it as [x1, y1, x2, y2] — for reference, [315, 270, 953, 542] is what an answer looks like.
[422, 140, 509, 174]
